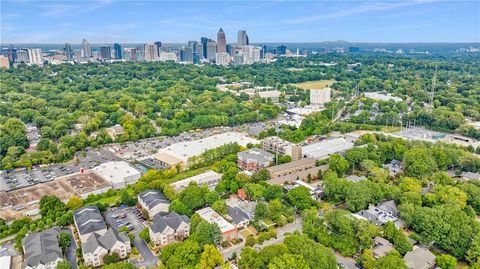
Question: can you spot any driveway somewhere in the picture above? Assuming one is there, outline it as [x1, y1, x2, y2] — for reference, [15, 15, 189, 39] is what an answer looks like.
[104, 207, 158, 268]
[221, 215, 303, 260]
[335, 253, 360, 269]
[61, 227, 77, 269]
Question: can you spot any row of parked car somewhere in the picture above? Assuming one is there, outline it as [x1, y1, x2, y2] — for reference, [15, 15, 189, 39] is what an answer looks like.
[132, 208, 146, 223]
[113, 213, 134, 231]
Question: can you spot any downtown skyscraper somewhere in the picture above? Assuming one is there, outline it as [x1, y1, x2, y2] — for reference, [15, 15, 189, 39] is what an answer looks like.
[217, 28, 226, 53]
[237, 30, 249, 45]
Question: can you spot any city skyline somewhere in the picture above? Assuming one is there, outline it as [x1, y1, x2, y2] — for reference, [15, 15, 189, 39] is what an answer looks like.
[1, 0, 479, 44]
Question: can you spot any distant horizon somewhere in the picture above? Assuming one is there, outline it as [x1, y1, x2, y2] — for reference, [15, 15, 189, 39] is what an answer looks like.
[2, 41, 479, 46]
[2, 1, 479, 44]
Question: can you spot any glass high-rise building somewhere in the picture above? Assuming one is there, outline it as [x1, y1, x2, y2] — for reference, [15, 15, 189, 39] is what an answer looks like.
[64, 43, 73, 61]
[113, 43, 122, 59]
[200, 37, 208, 59]
[100, 46, 111, 60]
[82, 39, 92, 58]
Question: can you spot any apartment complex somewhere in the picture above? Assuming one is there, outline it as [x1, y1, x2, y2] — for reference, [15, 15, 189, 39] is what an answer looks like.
[137, 190, 170, 218]
[149, 212, 190, 246]
[237, 148, 274, 172]
[262, 136, 302, 161]
[73, 206, 131, 267]
[196, 207, 238, 241]
[267, 158, 318, 185]
[23, 228, 64, 269]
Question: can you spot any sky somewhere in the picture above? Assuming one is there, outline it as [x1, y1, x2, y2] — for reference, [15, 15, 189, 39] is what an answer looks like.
[1, 0, 479, 44]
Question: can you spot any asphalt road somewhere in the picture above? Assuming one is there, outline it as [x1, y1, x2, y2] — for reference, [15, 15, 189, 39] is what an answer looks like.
[104, 207, 158, 268]
[61, 227, 78, 269]
[335, 253, 361, 269]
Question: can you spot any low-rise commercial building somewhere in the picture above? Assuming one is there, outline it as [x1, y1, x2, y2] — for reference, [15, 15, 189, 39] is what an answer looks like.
[262, 136, 302, 161]
[23, 228, 64, 269]
[237, 148, 274, 172]
[155, 132, 259, 169]
[170, 170, 222, 192]
[82, 228, 131, 268]
[92, 161, 141, 189]
[301, 137, 354, 160]
[138, 190, 170, 218]
[267, 158, 318, 185]
[149, 212, 190, 246]
[196, 207, 238, 241]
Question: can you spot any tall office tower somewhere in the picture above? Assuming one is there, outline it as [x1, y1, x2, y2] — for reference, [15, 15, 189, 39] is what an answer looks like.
[197, 43, 204, 60]
[27, 48, 43, 65]
[217, 28, 226, 53]
[237, 30, 249, 45]
[144, 43, 158, 61]
[206, 40, 217, 62]
[73, 49, 82, 61]
[82, 39, 92, 58]
[113, 43, 122, 59]
[123, 48, 137, 61]
[215, 52, 230, 66]
[179, 47, 187, 62]
[154, 41, 162, 55]
[64, 43, 73, 61]
[276, 45, 286, 56]
[188, 41, 198, 64]
[233, 52, 244, 66]
[16, 49, 29, 63]
[226, 44, 232, 55]
[136, 45, 145, 61]
[261, 45, 267, 59]
[100, 46, 111, 60]
[185, 47, 193, 63]
[252, 46, 261, 63]
[200, 37, 208, 59]
[0, 55, 10, 69]
[7, 44, 16, 63]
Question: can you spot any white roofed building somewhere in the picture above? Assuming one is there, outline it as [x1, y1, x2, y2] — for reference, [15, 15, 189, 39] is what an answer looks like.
[301, 138, 354, 160]
[170, 170, 222, 192]
[155, 132, 259, 169]
[92, 161, 141, 189]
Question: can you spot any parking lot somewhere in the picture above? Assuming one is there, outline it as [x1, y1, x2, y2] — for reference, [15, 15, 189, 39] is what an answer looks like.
[104, 207, 158, 268]
[0, 120, 272, 192]
[0, 147, 121, 192]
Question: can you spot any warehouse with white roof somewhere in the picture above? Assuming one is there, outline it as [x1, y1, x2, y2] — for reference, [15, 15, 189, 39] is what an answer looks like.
[301, 137, 354, 160]
[154, 132, 259, 169]
[92, 161, 141, 189]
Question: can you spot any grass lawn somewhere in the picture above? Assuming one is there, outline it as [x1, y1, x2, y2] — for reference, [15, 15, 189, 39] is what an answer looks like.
[239, 229, 254, 239]
[162, 166, 213, 184]
[381, 126, 401, 133]
[291, 79, 336, 90]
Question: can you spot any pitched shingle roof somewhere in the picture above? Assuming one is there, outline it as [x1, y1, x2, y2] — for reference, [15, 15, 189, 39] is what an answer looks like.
[82, 228, 129, 254]
[149, 212, 190, 233]
[73, 206, 107, 236]
[227, 206, 250, 225]
[138, 190, 170, 210]
[22, 228, 63, 268]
